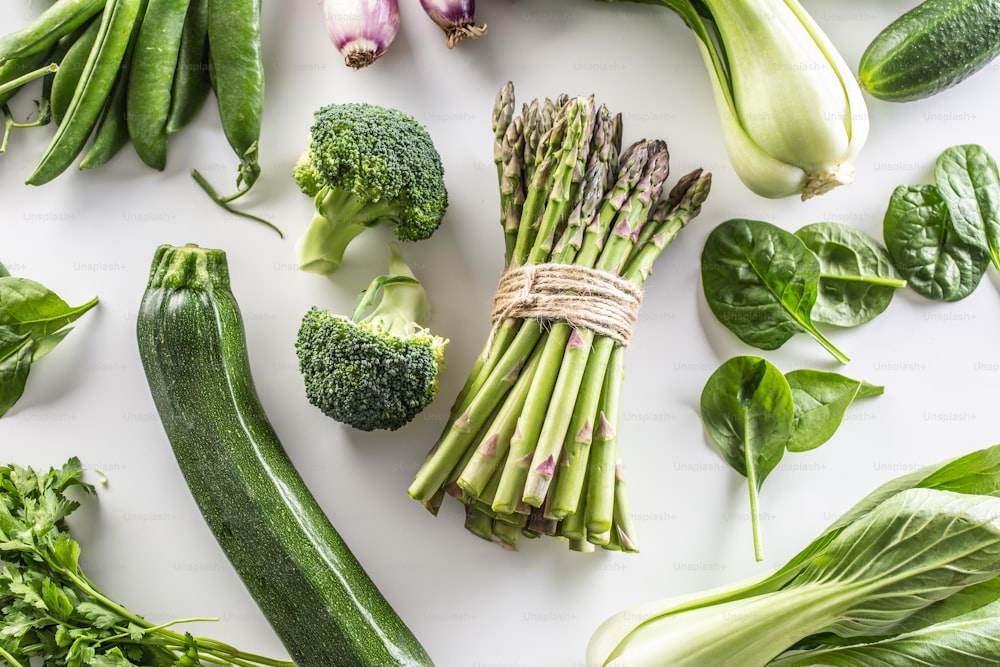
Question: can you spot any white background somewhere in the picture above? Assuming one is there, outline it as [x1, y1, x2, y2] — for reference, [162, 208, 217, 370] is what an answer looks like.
[2, 1, 1000, 665]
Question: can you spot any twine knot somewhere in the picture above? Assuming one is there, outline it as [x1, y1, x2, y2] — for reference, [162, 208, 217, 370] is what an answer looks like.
[486, 263, 643, 356]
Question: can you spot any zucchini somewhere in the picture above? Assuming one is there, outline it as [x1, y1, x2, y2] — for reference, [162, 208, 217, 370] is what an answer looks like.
[859, 0, 1000, 102]
[137, 243, 434, 667]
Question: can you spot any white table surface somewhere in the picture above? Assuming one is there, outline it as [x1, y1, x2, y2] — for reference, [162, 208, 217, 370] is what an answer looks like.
[2, 1, 1000, 665]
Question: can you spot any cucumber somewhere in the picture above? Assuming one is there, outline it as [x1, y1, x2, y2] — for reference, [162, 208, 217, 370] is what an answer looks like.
[859, 0, 1000, 102]
[137, 244, 434, 667]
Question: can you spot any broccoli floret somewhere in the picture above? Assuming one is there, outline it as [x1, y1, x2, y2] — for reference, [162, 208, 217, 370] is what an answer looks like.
[294, 102, 449, 274]
[295, 245, 448, 432]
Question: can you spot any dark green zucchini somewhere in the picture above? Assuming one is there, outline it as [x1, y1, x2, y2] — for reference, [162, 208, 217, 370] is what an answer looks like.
[137, 243, 434, 667]
[859, 0, 1000, 102]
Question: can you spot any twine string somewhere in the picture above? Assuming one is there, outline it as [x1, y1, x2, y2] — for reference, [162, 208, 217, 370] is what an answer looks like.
[485, 263, 643, 357]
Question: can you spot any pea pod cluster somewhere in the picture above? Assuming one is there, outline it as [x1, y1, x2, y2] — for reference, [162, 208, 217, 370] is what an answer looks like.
[0, 0, 264, 203]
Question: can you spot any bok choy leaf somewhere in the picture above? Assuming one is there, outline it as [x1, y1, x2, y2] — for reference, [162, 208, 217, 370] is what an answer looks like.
[588, 443, 1000, 667]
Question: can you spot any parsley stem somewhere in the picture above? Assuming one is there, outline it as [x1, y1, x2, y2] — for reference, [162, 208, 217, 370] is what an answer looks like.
[0, 645, 26, 667]
[59, 569, 295, 666]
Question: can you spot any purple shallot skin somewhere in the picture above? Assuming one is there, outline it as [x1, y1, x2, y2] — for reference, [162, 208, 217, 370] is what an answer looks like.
[322, 0, 400, 69]
[419, 0, 487, 48]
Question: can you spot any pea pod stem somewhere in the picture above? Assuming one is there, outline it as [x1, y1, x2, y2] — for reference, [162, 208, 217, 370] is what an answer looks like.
[190, 167, 283, 237]
[0, 62, 57, 98]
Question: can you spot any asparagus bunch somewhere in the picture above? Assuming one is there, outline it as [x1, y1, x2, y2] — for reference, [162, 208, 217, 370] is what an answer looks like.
[407, 82, 712, 552]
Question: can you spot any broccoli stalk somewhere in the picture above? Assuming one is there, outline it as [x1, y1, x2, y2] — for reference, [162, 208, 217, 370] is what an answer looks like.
[293, 103, 449, 274]
[358, 244, 432, 339]
[295, 244, 448, 432]
[298, 185, 409, 275]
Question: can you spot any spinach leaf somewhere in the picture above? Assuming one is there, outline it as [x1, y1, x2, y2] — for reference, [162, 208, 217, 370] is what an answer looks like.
[0, 328, 33, 417]
[784, 369, 883, 453]
[935, 143, 1000, 269]
[882, 184, 989, 301]
[700, 355, 793, 561]
[794, 222, 905, 327]
[701, 218, 849, 363]
[0, 277, 99, 339]
[0, 261, 9, 278]
[0, 274, 98, 418]
[30, 328, 74, 362]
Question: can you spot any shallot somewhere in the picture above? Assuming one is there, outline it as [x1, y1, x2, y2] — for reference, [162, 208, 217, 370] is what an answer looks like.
[322, 0, 400, 68]
[419, 0, 486, 48]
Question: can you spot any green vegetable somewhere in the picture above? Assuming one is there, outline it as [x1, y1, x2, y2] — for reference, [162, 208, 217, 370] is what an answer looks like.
[883, 184, 989, 301]
[700, 356, 792, 561]
[295, 244, 448, 432]
[769, 594, 1000, 666]
[794, 222, 906, 326]
[137, 243, 434, 667]
[593, 0, 868, 200]
[76, 40, 132, 169]
[588, 442, 1000, 667]
[701, 218, 850, 364]
[293, 101, 449, 274]
[408, 83, 711, 552]
[859, 0, 1000, 102]
[47, 15, 100, 125]
[935, 143, 1000, 270]
[26, 0, 143, 186]
[165, 0, 210, 134]
[1, 0, 273, 233]
[0, 457, 297, 667]
[700, 357, 881, 560]
[78, 0, 146, 171]
[0, 0, 104, 61]
[882, 144, 1000, 302]
[126, 0, 190, 170]
[0, 266, 98, 418]
[189, 0, 268, 226]
[785, 369, 882, 453]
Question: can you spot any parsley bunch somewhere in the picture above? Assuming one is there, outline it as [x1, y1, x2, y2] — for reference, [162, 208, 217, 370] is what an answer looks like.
[0, 458, 293, 667]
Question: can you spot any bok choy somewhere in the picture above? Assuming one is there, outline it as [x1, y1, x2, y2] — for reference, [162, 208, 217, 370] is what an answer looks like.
[588, 443, 1000, 666]
[594, 0, 869, 200]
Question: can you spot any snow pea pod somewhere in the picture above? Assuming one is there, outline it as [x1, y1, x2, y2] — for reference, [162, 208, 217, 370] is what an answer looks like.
[0, 0, 105, 62]
[79, 0, 149, 170]
[25, 0, 142, 185]
[48, 16, 101, 125]
[166, 0, 210, 134]
[206, 0, 264, 184]
[78, 69, 130, 169]
[127, 0, 191, 169]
